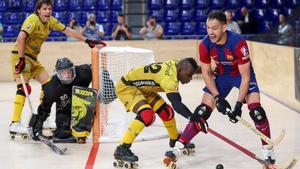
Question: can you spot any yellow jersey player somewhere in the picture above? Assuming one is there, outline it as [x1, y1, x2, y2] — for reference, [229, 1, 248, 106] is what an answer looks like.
[9, 0, 106, 137]
[113, 58, 208, 168]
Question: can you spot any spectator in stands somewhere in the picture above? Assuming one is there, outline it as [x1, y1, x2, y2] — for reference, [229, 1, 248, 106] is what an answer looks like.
[112, 14, 132, 40]
[67, 18, 82, 41]
[0, 22, 3, 42]
[237, 6, 257, 34]
[139, 16, 163, 40]
[81, 13, 104, 40]
[277, 14, 294, 46]
[225, 10, 241, 34]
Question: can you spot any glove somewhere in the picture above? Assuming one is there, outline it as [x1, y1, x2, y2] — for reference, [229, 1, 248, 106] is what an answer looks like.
[15, 57, 25, 74]
[29, 114, 43, 141]
[85, 39, 107, 48]
[228, 101, 243, 123]
[215, 95, 231, 115]
[190, 112, 209, 134]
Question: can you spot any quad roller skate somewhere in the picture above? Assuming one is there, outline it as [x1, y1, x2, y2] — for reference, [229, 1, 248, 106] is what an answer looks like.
[262, 145, 276, 169]
[163, 141, 195, 169]
[113, 144, 139, 169]
[9, 122, 29, 140]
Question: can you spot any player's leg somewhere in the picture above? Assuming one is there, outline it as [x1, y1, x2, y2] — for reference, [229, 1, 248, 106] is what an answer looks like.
[246, 92, 275, 164]
[178, 93, 214, 145]
[53, 112, 76, 143]
[71, 86, 97, 143]
[9, 54, 31, 134]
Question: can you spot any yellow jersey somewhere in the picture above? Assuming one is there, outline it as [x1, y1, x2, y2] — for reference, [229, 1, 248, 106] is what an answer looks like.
[12, 13, 66, 58]
[122, 60, 179, 93]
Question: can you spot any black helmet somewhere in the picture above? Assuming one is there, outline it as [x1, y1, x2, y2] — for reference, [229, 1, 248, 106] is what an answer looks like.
[55, 57, 76, 84]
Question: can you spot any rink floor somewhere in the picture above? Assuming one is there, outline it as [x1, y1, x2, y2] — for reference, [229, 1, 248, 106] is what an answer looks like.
[0, 80, 299, 169]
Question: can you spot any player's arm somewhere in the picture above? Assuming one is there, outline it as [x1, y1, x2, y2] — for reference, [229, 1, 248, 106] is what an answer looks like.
[63, 27, 106, 48]
[201, 62, 219, 97]
[14, 31, 28, 74]
[237, 62, 250, 102]
[166, 92, 193, 119]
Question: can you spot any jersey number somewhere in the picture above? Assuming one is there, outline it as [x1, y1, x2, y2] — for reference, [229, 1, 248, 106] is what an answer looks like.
[144, 63, 162, 74]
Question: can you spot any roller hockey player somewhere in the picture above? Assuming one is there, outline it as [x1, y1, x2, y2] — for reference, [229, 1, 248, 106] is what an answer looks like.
[165, 10, 276, 169]
[30, 57, 92, 143]
[113, 58, 206, 168]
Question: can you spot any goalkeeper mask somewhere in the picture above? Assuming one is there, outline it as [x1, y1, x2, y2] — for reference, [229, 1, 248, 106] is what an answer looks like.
[55, 57, 76, 85]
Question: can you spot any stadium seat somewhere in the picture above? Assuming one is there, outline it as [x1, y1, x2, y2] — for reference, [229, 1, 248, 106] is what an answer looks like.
[4, 12, 23, 24]
[24, 12, 31, 18]
[194, 0, 209, 9]
[164, 22, 180, 35]
[67, 11, 82, 24]
[149, 10, 163, 22]
[179, 9, 192, 21]
[9, 0, 22, 11]
[3, 24, 20, 37]
[253, 8, 266, 21]
[224, 0, 239, 9]
[69, 0, 82, 11]
[97, 0, 110, 10]
[96, 10, 110, 23]
[0, 0, 8, 12]
[148, 0, 163, 10]
[179, 0, 193, 9]
[285, 0, 298, 8]
[211, 0, 224, 9]
[53, 0, 67, 11]
[269, 0, 284, 8]
[83, 0, 96, 11]
[24, 0, 35, 12]
[0, 12, 4, 22]
[181, 22, 194, 35]
[111, 10, 122, 22]
[283, 8, 294, 17]
[164, 0, 177, 9]
[49, 31, 65, 37]
[256, 0, 269, 8]
[53, 11, 67, 24]
[257, 21, 272, 32]
[241, 0, 254, 7]
[164, 9, 178, 22]
[195, 22, 207, 34]
[104, 23, 113, 35]
[193, 9, 207, 22]
[265, 8, 281, 21]
[111, 0, 123, 10]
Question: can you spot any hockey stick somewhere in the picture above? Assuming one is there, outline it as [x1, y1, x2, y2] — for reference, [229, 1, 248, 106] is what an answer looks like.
[235, 116, 285, 146]
[19, 74, 67, 155]
[207, 128, 297, 169]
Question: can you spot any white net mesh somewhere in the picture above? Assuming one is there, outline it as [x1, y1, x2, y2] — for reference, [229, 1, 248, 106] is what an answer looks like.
[97, 46, 168, 143]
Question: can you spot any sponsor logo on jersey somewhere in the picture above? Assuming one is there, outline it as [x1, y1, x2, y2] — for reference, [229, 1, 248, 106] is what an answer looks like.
[131, 80, 160, 87]
[240, 46, 250, 60]
[26, 24, 31, 29]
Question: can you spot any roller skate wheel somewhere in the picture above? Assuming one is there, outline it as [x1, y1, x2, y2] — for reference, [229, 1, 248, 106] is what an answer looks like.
[124, 162, 130, 169]
[113, 161, 118, 168]
[10, 134, 15, 140]
[182, 150, 188, 156]
[132, 162, 138, 168]
[22, 134, 28, 140]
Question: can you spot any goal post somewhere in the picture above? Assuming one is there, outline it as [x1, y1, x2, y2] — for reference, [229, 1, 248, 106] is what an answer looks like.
[91, 46, 169, 143]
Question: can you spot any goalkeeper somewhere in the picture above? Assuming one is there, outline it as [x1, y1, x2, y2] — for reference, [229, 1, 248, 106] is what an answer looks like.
[9, 0, 106, 136]
[29, 57, 92, 143]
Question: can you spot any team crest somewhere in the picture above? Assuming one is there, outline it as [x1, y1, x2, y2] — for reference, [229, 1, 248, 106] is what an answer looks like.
[225, 48, 234, 61]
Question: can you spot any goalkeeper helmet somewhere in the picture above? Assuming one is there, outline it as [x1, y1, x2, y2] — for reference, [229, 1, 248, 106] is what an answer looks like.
[55, 57, 76, 85]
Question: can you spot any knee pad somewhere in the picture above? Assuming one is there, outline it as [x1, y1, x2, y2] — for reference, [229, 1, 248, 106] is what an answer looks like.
[16, 83, 31, 96]
[135, 108, 156, 127]
[157, 103, 174, 121]
[194, 104, 212, 120]
[249, 106, 266, 123]
[56, 113, 71, 130]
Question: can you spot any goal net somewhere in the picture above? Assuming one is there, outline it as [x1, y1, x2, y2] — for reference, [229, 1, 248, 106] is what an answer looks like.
[91, 46, 168, 143]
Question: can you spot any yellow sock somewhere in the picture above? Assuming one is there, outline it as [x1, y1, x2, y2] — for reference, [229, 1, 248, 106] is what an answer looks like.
[11, 94, 26, 122]
[120, 119, 145, 145]
[162, 118, 179, 140]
